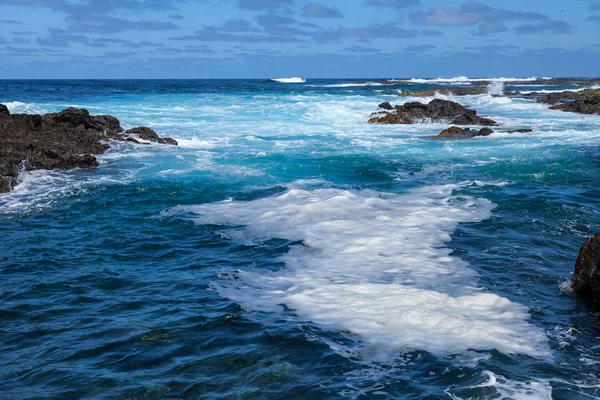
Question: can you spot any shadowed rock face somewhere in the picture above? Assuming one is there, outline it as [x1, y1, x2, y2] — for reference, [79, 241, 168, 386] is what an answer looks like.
[430, 126, 494, 139]
[369, 99, 497, 126]
[572, 230, 600, 309]
[0, 105, 178, 193]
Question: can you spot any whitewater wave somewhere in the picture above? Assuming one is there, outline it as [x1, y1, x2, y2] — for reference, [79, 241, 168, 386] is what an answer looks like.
[270, 77, 306, 83]
[165, 182, 552, 362]
[392, 76, 542, 84]
[3, 101, 46, 114]
[308, 82, 390, 88]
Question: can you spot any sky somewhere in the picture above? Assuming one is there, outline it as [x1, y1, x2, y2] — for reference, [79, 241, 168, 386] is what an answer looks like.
[0, 0, 599, 78]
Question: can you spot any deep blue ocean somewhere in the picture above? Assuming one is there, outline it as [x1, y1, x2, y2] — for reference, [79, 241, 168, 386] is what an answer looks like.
[1, 78, 600, 399]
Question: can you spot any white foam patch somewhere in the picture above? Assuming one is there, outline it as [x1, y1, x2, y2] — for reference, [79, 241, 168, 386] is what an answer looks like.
[447, 371, 553, 400]
[165, 183, 552, 361]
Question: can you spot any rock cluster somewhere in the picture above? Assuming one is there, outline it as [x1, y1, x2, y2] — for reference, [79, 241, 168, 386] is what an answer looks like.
[368, 99, 497, 126]
[0, 105, 177, 193]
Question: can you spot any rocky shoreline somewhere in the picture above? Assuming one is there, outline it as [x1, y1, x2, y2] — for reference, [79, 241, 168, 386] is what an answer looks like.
[0, 105, 177, 193]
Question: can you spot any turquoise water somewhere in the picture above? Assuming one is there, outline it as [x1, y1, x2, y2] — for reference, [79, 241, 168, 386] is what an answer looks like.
[1, 79, 600, 399]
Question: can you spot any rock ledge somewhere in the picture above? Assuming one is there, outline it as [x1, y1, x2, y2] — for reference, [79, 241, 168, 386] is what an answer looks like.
[0, 105, 177, 193]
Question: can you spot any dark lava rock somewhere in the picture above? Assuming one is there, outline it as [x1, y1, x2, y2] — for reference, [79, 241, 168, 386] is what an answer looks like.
[503, 129, 534, 134]
[515, 89, 600, 115]
[399, 87, 488, 97]
[125, 127, 178, 145]
[536, 91, 581, 105]
[549, 90, 600, 115]
[431, 126, 494, 139]
[572, 229, 600, 308]
[368, 99, 497, 126]
[0, 105, 178, 193]
[378, 101, 394, 110]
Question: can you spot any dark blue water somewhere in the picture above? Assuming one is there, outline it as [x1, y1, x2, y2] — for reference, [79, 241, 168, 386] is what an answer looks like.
[1, 78, 600, 399]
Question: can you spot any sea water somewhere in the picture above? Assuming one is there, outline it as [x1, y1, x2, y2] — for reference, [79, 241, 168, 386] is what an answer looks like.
[1, 78, 600, 399]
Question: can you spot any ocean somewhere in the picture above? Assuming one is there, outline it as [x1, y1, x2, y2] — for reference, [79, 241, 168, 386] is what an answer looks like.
[1, 78, 599, 399]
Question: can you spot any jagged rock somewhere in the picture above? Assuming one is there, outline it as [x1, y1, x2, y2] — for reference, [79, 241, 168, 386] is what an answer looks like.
[125, 127, 178, 145]
[399, 87, 488, 97]
[0, 105, 178, 194]
[378, 101, 394, 110]
[572, 229, 600, 308]
[368, 99, 497, 126]
[431, 126, 494, 139]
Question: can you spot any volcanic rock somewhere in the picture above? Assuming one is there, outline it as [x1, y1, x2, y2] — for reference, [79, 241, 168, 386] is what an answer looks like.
[503, 129, 534, 134]
[0, 105, 178, 193]
[125, 127, 178, 145]
[572, 229, 600, 308]
[378, 101, 394, 110]
[368, 99, 497, 126]
[431, 126, 494, 139]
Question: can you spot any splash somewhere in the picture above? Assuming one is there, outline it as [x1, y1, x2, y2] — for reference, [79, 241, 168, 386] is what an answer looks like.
[270, 77, 306, 83]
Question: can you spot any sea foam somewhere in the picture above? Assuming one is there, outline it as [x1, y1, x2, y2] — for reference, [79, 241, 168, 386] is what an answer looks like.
[166, 182, 552, 361]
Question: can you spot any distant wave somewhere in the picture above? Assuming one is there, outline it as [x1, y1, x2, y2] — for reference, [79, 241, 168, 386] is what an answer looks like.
[390, 76, 542, 84]
[270, 77, 306, 83]
[307, 81, 390, 88]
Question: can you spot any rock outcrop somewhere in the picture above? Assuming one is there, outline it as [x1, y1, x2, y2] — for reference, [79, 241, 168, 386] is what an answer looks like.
[430, 126, 494, 139]
[543, 89, 600, 115]
[509, 89, 600, 115]
[572, 229, 600, 308]
[0, 105, 177, 193]
[369, 99, 497, 126]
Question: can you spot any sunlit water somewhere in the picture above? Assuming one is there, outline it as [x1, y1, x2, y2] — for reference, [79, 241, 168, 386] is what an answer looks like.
[1, 79, 600, 399]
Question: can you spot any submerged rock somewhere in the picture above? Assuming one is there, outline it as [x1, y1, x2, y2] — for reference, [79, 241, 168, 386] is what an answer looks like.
[368, 99, 497, 126]
[502, 129, 534, 134]
[125, 127, 178, 145]
[0, 105, 177, 193]
[572, 229, 600, 308]
[431, 126, 494, 139]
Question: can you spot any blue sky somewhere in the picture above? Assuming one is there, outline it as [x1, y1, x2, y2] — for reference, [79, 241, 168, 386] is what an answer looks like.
[0, 0, 599, 78]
